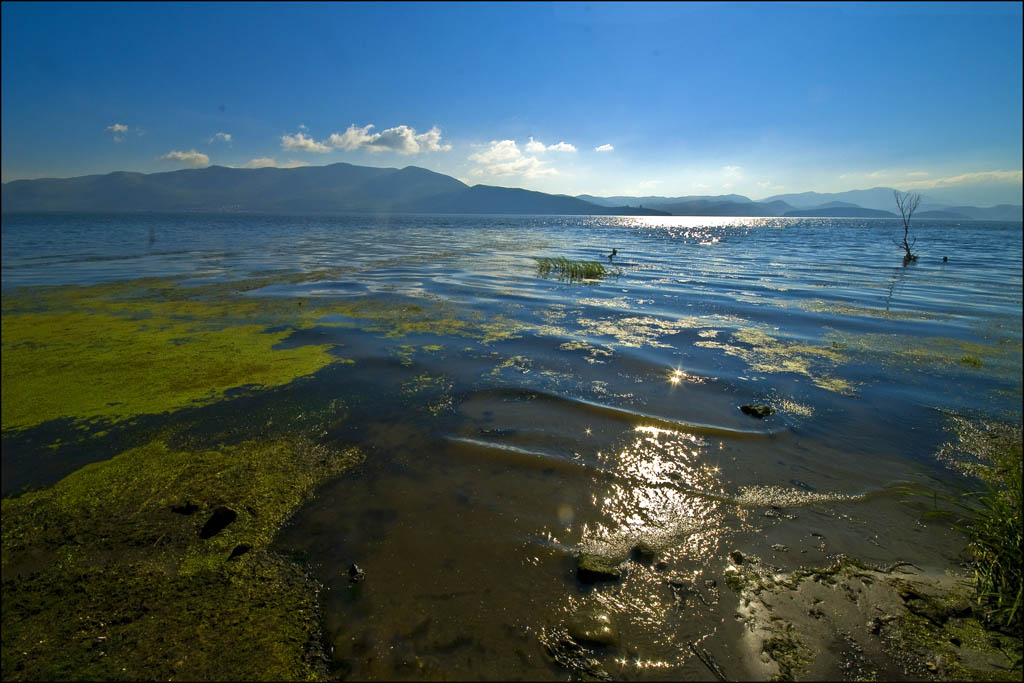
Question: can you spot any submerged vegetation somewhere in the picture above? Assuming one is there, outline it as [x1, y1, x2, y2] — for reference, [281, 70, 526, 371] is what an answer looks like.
[535, 256, 617, 280]
[904, 416, 1023, 637]
[1, 432, 362, 680]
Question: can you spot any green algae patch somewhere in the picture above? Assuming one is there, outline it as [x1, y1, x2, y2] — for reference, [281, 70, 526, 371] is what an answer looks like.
[826, 330, 1022, 383]
[2, 434, 362, 681]
[1, 273, 533, 433]
[2, 311, 339, 432]
[697, 327, 855, 395]
[0, 277, 360, 432]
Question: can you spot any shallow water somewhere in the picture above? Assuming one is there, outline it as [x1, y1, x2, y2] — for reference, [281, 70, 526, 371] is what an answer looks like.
[2, 212, 1021, 679]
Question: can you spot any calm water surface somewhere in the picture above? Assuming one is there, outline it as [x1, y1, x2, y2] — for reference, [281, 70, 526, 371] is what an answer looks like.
[3, 213, 1022, 679]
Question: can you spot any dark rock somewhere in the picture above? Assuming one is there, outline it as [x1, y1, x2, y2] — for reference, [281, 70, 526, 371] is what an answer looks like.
[199, 506, 237, 538]
[740, 404, 774, 418]
[348, 563, 365, 583]
[631, 541, 657, 564]
[577, 553, 623, 582]
[729, 550, 745, 565]
[227, 543, 251, 560]
[171, 501, 199, 515]
[567, 609, 618, 647]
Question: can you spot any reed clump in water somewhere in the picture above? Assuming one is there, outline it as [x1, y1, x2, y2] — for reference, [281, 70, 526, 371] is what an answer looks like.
[535, 256, 615, 280]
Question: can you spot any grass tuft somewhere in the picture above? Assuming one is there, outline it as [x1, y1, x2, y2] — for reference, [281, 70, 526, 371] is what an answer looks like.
[535, 256, 617, 281]
[899, 417, 1022, 635]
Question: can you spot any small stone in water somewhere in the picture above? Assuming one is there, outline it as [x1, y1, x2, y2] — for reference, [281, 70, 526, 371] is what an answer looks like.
[577, 553, 622, 582]
[348, 563, 365, 582]
[568, 609, 618, 647]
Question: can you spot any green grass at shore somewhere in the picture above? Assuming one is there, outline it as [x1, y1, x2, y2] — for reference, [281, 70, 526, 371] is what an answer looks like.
[906, 416, 1023, 637]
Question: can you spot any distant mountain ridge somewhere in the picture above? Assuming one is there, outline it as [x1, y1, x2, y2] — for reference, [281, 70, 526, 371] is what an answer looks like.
[0, 163, 669, 216]
[580, 190, 1021, 220]
[2, 163, 1020, 219]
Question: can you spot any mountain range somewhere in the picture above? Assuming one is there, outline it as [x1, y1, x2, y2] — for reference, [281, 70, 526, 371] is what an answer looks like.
[2, 163, 1021, 220]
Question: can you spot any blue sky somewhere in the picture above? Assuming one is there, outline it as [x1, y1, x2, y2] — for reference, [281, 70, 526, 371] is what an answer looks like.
[2, 1, 1021, 204]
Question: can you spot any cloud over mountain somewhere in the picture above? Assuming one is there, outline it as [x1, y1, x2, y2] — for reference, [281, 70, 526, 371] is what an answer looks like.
[327, 124, 451, 154]
[161, 150, 210, 168]
[468, 140, 558, 178]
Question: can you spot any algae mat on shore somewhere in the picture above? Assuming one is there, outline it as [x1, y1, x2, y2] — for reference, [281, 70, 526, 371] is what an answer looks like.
[1, 434, 362, 681]
[0, 278, 350, 432]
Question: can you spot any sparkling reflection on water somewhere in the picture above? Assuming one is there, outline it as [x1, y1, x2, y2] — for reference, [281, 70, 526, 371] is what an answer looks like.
[3, 213, 1021, 679]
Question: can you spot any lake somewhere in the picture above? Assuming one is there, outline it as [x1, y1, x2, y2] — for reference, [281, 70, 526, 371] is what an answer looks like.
[2, 213, 1021, 680]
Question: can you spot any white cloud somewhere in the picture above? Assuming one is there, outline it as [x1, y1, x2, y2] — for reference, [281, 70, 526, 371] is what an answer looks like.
[902, 169, 1022, 190]
[722, 165, 743, 179]
[469, 139, 523, 164]
[243, 157, 310, 169]
[281, 131, 331, 153]
[841, 168, 1020, 189]
[106, 123, 129, 142]
[468, 140, 558, 178]
[525, 137, 577, 153]
[209, 132, 232, 143]
[594, 143, 614, 152]
[327, 124, 451, 155]
[525, 137, 547, 154]
[161, 149, 211, 168]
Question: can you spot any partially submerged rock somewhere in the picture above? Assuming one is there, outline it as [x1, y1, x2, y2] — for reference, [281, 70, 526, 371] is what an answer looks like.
[577, 552, 623, 582]
[740, 404, 775, 419]
[567, 609, 618, 647]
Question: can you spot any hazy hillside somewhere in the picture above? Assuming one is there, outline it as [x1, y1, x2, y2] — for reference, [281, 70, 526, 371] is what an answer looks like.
[1, 164, 667, 216]
[4, 166, 1018, 219]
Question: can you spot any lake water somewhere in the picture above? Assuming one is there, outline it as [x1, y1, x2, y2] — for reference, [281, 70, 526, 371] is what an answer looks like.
[2, 213, 1022, 679]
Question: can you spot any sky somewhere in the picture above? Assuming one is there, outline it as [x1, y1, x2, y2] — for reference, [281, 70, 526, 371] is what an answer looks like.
[2, 1, 1022, 204]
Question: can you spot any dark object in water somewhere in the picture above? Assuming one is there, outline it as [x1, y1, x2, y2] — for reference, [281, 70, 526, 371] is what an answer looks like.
[607, 248, 617, 262]
[348, 563, 365, 582]
[740, 404, 774, 418]
[567, 609, 618, 647]
[943, 256, 948, 262]
[199, 506, 237, 538]
[577, 552, 622, 582]
[171, 501, 199, 515]
[228, 543, 251, 560]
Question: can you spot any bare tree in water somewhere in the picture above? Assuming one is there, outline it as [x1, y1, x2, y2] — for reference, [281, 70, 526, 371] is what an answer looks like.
[893, 190, 920, 264]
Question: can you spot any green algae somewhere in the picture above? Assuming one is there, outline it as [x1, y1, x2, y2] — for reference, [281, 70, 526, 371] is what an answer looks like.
[0, 271, 537, 433]
[2, 311, 342, 431]
[1, 433, 361, 681]
[826, 329, 1022, 382]
[697, 327, 855, 395]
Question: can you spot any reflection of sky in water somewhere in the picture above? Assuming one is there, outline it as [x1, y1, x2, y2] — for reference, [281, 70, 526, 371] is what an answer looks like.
[562, 425, 725, 561]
